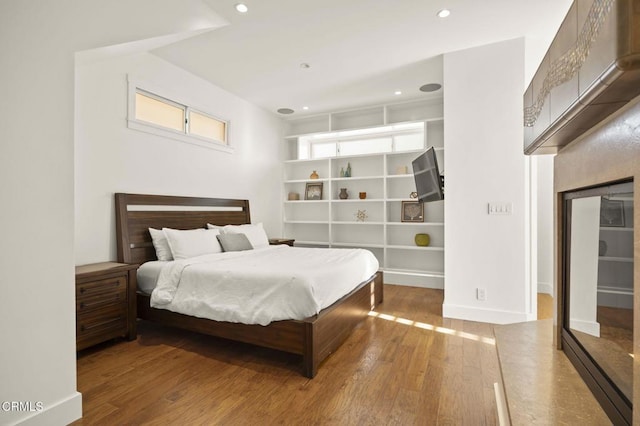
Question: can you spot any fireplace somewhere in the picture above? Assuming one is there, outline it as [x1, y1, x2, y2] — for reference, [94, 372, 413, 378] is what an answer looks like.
[553, 98, 640, 424]
[561, 179, 634, 424]
[524, 1, 640, 423]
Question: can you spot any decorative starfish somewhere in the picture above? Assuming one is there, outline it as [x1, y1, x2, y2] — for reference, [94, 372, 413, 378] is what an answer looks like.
[355, 209, 368, 222]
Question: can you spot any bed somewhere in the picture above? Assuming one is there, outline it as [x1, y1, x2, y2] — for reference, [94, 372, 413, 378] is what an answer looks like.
[115, 193, 383, 378]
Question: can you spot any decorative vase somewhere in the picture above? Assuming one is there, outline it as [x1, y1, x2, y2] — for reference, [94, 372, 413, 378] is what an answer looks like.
[414, 233, 431, 247]
[359, 192, 367, 199]
[599, 240, 607, 256]
[310, 170, 319, 179]
[345, 162, 352, 177]
[339, 188, 348, 199]
[340, 167, 345, 177]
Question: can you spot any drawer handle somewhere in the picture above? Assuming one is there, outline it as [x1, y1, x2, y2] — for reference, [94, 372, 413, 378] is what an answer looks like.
[79, 294, 121, 309]
[79, 281, 121, 294]
[80, 317, 123, 332]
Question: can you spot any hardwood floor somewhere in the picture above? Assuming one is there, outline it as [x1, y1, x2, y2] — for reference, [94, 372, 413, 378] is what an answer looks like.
[537, 293, 553, 320]
[74, 285, 501, 425]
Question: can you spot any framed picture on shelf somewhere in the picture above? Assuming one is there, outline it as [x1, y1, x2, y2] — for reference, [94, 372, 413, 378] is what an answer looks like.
[401, 201, 424, 222]
[600, 198, 625, 227]
[305, 182, 323, 200]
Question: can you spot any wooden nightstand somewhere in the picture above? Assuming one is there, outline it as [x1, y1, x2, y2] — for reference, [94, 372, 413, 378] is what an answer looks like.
[268, 238, 295, 247]
[75, 262, 138, 350]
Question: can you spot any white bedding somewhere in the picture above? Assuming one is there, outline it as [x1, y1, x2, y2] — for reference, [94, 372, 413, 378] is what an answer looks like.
[137, 261, 167, 294]
[149, 245, 379, 326]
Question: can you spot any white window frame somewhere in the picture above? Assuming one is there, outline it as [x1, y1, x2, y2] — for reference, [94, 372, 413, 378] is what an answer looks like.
[127, 76, 232, 153]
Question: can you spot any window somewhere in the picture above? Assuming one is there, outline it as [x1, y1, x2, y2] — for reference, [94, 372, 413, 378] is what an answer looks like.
[339, 137, 392, 156]
[297, 123, 424, 160]
[189, 110, 227, 142]
[135, 91, 185, 132]
[311, 142, 337, 158]
[128, 78, 231, 153]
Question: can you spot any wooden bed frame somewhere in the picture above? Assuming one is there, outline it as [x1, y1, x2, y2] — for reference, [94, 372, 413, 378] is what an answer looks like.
[114, 193, 383, 378]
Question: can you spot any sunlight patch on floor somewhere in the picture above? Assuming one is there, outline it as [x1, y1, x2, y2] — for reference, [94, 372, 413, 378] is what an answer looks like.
[368, 311, 496, 345]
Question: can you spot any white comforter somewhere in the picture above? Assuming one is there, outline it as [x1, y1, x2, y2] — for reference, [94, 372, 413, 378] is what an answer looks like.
[150, 245, 379, 326]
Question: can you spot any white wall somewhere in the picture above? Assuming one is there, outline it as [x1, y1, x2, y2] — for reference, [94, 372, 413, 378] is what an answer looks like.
[443, 38, 534, 324]
[535, 155, 555, 294]
[75, 52, 283, 265]
[0, 6, 80, 425]
[568, 196, 601, 337]
[0, 1, 225, 424]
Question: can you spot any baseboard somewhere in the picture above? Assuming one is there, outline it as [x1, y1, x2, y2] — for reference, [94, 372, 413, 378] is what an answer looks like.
[442, 303, 530, 324]
[537, 282, 553, 295]
[383, 272, 444, 289]
[568, 319, 600, 337]
[17, 392, 82, 426]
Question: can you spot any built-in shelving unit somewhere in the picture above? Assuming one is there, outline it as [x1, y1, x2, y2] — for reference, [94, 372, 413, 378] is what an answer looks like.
[282, 98, 445, 288]
[597, 203, 634, 309]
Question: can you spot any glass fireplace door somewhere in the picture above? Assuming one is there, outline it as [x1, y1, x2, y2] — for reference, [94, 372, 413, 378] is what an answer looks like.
[563, 180, 634, 425]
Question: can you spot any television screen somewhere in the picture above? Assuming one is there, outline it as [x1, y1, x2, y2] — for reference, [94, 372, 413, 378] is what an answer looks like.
[412, 147, 444, 203]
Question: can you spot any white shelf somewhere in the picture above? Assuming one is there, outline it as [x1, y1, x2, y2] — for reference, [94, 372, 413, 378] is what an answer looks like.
[331, 242, 385, 249]
[282, 101, 444, 286]
[332, 176, 384, 181]
[599, 256, 633, 263]
[283, 158, 328, 164]
[284, 178, 330, 184]
[331, 199, 384, 203]
[387, 244, 444, 251]
[284, 220, 329, 224]
[283, 200, 330, 204]
[386, 174, 414, 179]
[332, 221, 385, 225]
[387, 222, 444, 226]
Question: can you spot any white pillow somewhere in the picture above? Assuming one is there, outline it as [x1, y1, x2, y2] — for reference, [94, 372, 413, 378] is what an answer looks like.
[206, 223, 223, 230]
[162, 228, 222, 259]
[221, 223, 269, 248]
[149, 228, 173, 261]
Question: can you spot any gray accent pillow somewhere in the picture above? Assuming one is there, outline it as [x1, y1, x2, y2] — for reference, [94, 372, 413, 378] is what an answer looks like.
[216, 233, 253, 252]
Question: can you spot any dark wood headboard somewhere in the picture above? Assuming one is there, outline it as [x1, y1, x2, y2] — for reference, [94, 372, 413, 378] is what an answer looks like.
[115, 193, 251, 265]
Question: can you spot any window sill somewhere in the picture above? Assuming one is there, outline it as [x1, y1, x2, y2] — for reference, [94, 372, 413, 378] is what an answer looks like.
[127, 119, 234, 154]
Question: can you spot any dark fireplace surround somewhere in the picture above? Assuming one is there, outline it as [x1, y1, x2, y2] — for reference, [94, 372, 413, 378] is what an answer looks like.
[554, 99, 640, 424]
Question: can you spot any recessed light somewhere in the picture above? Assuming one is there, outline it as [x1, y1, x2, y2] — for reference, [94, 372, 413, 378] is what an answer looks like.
[277, 108, 295, 115]
[235, 3, 248, 13]
[300, 63, 310, 69]
[302, 106, 309, 110]
[419, 83, 442, 92]
[436, 9, 450, 18]
[394, 91, 402, 95]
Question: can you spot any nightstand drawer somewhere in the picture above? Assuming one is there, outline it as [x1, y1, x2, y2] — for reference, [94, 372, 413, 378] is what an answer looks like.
[76, 291, 126, 313]
[76, 276, 126, 299]
[77, 304, 127, 341]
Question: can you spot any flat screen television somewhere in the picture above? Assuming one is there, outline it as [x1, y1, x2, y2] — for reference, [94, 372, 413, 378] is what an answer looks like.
[412, 147, 444, 203]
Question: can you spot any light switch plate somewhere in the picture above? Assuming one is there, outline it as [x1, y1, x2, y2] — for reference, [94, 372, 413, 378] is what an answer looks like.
[488, 202, 513, 215]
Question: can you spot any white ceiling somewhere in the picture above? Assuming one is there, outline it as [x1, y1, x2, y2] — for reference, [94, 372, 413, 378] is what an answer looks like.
[152, 0, 572, 118]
